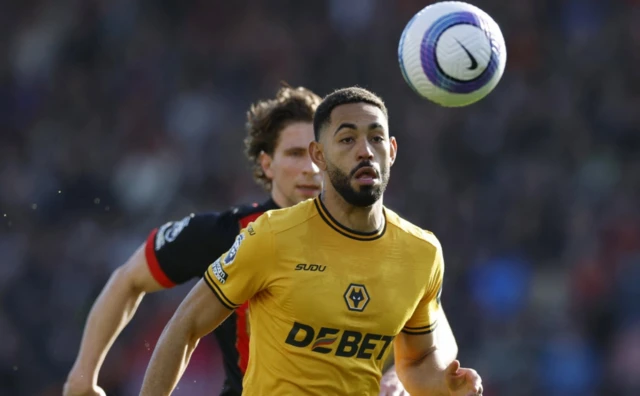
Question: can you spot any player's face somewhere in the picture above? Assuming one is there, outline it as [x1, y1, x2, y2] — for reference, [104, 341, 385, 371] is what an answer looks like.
[312, 103, 397, 207]
[261, 122, 322, 207]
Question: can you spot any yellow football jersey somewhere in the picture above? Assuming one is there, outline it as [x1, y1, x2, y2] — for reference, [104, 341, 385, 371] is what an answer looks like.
[205, 197, 444, 396]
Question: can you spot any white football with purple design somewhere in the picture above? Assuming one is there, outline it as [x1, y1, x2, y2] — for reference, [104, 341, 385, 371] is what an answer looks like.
[398, 1, 506, 107]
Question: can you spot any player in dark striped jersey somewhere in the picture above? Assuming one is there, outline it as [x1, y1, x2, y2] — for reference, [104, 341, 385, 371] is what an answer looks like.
[64, 85, 324, 396]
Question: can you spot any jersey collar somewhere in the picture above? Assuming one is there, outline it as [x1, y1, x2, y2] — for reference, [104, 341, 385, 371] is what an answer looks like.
[313, 197, 386, 241]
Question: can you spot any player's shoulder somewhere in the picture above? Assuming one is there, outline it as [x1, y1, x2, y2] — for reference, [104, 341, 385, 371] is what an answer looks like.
[204, 198, 278, 231]
[257, 198, 317, 235]
[154, 210, 229, 244]
[226, 198, 277, 220]
[155, 198, 274, 240]
[172, 210, 228, 231]
[384, 207, 441, 251]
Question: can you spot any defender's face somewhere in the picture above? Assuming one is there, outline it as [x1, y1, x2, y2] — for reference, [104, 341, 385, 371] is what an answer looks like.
[314, 103, 397, 207]
[262, 122, 322, 207]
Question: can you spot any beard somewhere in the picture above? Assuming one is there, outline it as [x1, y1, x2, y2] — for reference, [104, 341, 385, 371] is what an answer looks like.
[326, 160, 389, 207]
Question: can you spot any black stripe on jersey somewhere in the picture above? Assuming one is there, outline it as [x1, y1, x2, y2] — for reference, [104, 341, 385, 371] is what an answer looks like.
[314, 197, 386, 241]
[402, 321, 438, 335]
[204, 271, 241, 310]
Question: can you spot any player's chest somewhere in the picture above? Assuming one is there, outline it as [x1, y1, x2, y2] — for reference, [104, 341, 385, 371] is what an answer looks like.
[268, 240, 425, 335]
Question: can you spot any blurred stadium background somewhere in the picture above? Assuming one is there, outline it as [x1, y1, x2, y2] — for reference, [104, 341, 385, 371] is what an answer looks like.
[2, 0, 640, 395]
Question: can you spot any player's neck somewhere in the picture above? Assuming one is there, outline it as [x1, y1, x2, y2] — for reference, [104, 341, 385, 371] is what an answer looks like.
[319, 190, 384, 234]
[270, 187, 292, 209]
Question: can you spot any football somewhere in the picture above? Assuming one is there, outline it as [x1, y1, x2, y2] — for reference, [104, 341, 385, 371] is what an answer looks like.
[398, 1, 507, 107]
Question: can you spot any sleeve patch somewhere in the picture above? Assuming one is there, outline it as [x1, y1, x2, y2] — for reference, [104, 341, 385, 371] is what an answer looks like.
[211, 258, 229, 284]
[222, 234, 244, 266]
[155, 215, 192, 250]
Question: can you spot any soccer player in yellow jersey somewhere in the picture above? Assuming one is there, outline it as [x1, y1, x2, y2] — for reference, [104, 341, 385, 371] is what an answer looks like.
[141, 87, 483, 396]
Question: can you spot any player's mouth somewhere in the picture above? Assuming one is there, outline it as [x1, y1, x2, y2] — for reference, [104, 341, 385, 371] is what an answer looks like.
[353, 167, 378, 185]
[296, 184, 321, 196]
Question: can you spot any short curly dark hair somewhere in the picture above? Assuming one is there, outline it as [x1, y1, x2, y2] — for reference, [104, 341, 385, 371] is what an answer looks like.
[244, 84, 321, 191]
[313, 86, 388, 141]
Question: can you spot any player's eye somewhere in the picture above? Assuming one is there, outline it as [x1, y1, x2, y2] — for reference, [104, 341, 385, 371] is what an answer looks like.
[371, 136, 384, 143]
[288, 150, 305, 157]
[340, 137, 355, 143]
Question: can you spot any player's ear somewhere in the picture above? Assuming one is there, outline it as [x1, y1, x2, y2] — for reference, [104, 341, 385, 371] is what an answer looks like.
[389, 136, 398, 166]
[259, 151, 275, 179]
[309, 141, 327, 171]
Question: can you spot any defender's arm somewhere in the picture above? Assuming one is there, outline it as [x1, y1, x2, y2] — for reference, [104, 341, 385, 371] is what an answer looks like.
[64, 245, 163, 395]
[65, 213, 229, 396]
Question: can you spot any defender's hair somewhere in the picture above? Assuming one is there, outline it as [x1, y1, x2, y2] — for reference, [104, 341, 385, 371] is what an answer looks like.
[313, 87, 388, 140]
[244, 84, 321, 191]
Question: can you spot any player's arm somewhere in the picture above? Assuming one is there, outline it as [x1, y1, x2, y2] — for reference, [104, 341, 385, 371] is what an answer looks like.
[395, 308, 470, 396]
[64, 244, 164, 396]
[140, 278, 233, 396]
[379, 364, 403, 396]
[64, 215, 218, 396]
[140, 215, 273, 395]
[394, 242, 481, 396]
[380, 309, 456, 396]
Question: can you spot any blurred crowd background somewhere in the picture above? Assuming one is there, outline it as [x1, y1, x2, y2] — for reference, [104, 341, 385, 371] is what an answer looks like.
[2, 0, 640, 395]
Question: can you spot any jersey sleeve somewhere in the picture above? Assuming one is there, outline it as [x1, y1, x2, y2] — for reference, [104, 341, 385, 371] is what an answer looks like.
[144, 212, 238, 287]
[402, 241, 444, 335]
[204, 213, 274, 310]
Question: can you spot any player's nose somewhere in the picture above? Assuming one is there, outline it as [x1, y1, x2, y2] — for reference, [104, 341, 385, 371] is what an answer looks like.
[356, 140, 374, 161]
